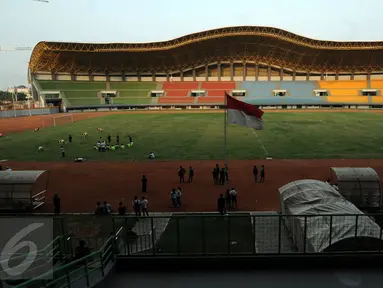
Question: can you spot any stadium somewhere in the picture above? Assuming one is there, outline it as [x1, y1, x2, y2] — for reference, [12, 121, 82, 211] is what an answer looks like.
[2, 25, 383, 287]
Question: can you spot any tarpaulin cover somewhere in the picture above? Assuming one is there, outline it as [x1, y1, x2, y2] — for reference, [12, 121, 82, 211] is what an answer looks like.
[279, 179, 381, 252]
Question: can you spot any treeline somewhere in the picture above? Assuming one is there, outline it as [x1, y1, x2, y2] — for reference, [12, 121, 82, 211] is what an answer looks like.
[0, 91, 28, 101]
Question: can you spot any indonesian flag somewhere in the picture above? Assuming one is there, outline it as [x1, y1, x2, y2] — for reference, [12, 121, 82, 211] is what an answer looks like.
[226, 93, 264, 130]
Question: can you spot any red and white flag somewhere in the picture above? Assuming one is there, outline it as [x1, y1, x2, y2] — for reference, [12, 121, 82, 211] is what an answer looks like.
[226, 93, 264, 130]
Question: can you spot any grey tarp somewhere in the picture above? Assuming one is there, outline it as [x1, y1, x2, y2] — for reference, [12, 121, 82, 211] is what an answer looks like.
[330, 167, 382, 209]
[279, 179, 381, 253]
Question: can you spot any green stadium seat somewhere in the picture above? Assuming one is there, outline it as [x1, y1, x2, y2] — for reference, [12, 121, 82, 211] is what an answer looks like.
[38, 81, 106, 90]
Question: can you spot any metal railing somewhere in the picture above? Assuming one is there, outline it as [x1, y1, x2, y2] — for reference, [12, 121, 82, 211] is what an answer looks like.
[12, 227, 124, 288]
[112, 213, 383, 256]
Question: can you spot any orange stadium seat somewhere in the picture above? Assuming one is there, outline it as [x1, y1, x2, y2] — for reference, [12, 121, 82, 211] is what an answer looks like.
[207, 90, 226, 96]
[166, 90, 189, 97]
[158, 97, 195, 104]
[326, 96, 369, 104]
[163, 82, 199, 90]
[197, 97, 224, 104]
[318, 80, 367, 89]
[201, 82, 235, 90]
[371, 80, 383, 89]
[329, 89, 360, 96]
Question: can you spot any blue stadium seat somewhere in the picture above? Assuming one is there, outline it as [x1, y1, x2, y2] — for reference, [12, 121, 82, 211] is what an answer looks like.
[241, 82, 276, 97]
[278, 81, 316, 97]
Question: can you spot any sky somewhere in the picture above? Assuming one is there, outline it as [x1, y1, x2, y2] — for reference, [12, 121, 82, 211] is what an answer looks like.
[1, 0, 383, 90]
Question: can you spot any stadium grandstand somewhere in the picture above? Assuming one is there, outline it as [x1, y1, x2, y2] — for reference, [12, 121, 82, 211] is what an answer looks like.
[29, 26, 383, 111]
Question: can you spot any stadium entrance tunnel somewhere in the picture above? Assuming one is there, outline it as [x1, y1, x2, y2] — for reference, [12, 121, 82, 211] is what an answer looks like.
[329, 167, 382, 211]
[278, 179, 383, 253]
[0, 170, 49, 212]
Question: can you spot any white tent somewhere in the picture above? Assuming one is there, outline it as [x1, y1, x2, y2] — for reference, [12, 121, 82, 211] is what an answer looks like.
[0, 170, 48, 211]
[330, 167, 382, 210]
[279, 179, 382, 253]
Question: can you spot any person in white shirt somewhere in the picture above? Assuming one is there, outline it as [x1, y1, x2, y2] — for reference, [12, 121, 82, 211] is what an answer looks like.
[149, 152, 155, 159]
[132, 196, 141, 216]
[101, 141, 106, 152]
[170, 189, 177, 208]
[97, 141, 101, 152]
[141, 196, 149, 216]
[176, 187, 182, 207]
[229, 188, 237, 208]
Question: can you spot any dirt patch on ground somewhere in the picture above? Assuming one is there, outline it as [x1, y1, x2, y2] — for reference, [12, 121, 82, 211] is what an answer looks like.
[1, 109, 383, 134]
[4, 159, 383, 213]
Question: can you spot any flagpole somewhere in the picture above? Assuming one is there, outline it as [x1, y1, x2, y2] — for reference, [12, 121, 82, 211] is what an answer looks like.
[224, 91, 228, 166]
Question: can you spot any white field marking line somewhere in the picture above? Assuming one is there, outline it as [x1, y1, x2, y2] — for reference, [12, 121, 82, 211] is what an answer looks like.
[252, 129, 269, 157]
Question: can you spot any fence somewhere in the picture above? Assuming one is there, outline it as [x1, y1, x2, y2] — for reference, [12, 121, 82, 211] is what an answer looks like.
[0, 107, 59, 118]
[111, 213, 383, 256]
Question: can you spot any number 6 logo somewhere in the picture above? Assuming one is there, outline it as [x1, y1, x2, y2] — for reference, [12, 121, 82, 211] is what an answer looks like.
[0, 223, 44, 277]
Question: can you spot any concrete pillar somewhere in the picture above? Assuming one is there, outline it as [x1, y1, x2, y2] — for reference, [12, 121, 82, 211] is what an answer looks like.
[242, 62, 246, 81]
[122, 72, 126, 82]
[137, 72, 141, 82]
[180, 69, 184, 81]
[367, 71, 371, 80]
[205, 64, 209, 81]
[151, 73, 155, 82]
[89, 73, 94, 81]
[255, 64, 259, 81]
[218, 62, 221, 81]
[335, 72, 339, 80]
[51, 73, 56, 81]
[280, 68, 284, 81]
[350, 72, 354, 80]
[267, 66, 271, 81]
[105, 73, 110, 82]
[192, 67, 196, 81]
[292, 71, 296, 81]
[320, 73, 324, 80]
[166, 73, 170, 82]
[306, 73, 310, 81]
[230, 61, 234, 80]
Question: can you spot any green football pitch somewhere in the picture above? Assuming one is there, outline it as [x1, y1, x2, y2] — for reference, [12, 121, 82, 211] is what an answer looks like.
[1, 112, 383, 161]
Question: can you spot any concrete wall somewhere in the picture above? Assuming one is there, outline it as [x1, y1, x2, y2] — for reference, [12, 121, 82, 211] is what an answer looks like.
[0, 107, 59, 118]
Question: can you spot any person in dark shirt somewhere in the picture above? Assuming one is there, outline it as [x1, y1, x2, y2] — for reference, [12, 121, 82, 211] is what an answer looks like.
[188, 166, 194, 183]
[107, 135, 111, 144]
[178, 166, 186, 183]
[118, 202, 126, 215]
[260, 165, 265, 183]
[217, 194, 226, 215]
[94, 202, 104, 215]
[53, 194, 60, 214]
[129, 135, 132, 144]
[116, 135, 120, 145]
[224, 164, 229, 183]
[142, 175, 147, 193]
[74, 240, 91, 260]
[68, 135, 72, 143]
[212, 169, 217, 184]
[253, 165, 258, 183]
[132, 196, 141, 216]
[219, 168, 226, 185]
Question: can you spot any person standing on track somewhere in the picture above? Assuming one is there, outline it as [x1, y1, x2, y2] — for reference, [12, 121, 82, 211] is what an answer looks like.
[132, 196, 141, 216]
[60, 146, 65, 158]
[141, 196, 149, 216]
[141, 175, 148, 193]
[176, 187, 182, 207]
[219, 168, 226, 185]
[253, 165, 258, 183]
[260, 165, 265, 183]
[188, 166, 194, 183]
[178, 166, 186, 183]
[230, 188, 238, 209]
[116, 135, 120, 146]
[53, 194, 61, 214]
[68, 135, 72, 143]
[217, 194, 226, 215]
[224, 164, 229, 183]
[171, 189, 177, 208]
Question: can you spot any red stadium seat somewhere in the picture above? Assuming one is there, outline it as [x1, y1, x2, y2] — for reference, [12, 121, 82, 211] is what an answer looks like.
[158, 97, 195, 104]
[201, 82, 235, 90]
[166, 90, 189, 97]
[163, 82, 199, 90]
[207, 90, 226, 96]
[197, 97, 224, 104]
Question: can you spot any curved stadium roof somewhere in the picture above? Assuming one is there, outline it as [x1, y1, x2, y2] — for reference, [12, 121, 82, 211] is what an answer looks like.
[29, 26, 383, 75]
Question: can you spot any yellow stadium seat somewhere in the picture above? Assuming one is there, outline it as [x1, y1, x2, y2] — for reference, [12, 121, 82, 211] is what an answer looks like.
[318, 80, 367, 89]
[371, 81, 383, 89]
[326, 96, 369, 104]
[329, 89, 360, 96]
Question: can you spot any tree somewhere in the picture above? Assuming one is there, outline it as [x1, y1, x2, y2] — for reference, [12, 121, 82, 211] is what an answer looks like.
[16, 93, 28, 101]
[0, 91, 13, 101]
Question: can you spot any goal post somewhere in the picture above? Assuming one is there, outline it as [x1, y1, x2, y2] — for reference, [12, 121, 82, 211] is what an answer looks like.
[53, 114, 74, 127]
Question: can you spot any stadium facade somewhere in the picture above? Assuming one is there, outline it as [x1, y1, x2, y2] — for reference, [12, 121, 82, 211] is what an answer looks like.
[29, 26, 383, 110]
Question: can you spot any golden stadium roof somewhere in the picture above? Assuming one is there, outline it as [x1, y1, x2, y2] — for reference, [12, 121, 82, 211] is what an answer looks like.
[29, 26, 383, 74]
